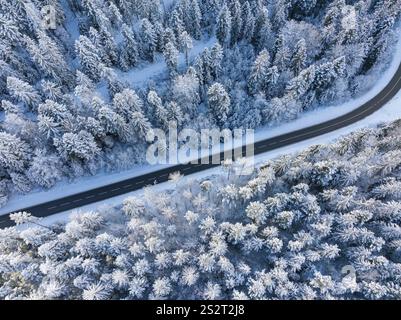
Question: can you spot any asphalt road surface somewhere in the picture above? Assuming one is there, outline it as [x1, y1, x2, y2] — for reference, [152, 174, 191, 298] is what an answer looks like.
[1, 62, 401, 228]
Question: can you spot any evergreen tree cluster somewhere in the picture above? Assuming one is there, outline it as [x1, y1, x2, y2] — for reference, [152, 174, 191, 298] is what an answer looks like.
[2, 118, 401, 299]
[0, 0, 400, 206]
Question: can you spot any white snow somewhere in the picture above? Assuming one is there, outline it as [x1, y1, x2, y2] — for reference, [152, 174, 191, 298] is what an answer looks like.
[161, 0, 176, 10]
[0, 37, 217, 217]
[25, 85, 401, 227]
[61, 0, 80, 43]
[2, 36, 401, 219]
[0, 163, 171, 216]
[117, 37, 216, 88]
[252, 32, 401, 144]
[252, 87, 401, 164]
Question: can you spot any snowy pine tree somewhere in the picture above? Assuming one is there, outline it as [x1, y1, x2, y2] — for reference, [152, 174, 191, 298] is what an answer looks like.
[230, 0, 242, 46]
[120, 24, 139, 71]
[0, 132, 32, 173]
[7, 77, 40, 109]
[141, 19, 157, 62]
[216, 4, 231, 47]
[207, 83, 231, 126]
[75, 36, 104, 81]
[291, 39, 308, 76]
[163, 42, 179, 77]
[241, 1, 255, 42]
[248, 49, 271, 94]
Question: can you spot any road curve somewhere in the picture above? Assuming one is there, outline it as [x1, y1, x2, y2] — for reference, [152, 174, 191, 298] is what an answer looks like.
[1, 62, 401, 228]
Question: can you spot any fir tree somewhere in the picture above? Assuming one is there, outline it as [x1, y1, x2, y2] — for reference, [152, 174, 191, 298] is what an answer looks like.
[207, 82, 231, 126]
[141, 19, 157, 62]
[170, 9, 185, 41]
[230, 0, 242, 46]
[248, 49, 271, 94]
[180, 31, 193, 67]
[54, 130, 100, 162]
[291, 39, 308, 76]
[273, 34, 290, 72]
[113, 89, 144, 119]
[241, 1, 255, 42]
[120, 24, 139, 71]
[0, 131, 32, 173]
[163, 42, 179, 77]
[0, 14, 21, 43]
[254, 6, 274, 50]
[75, 35, 104, 81]
[209, 43, 223, 79]
[7, 76, 40, 109]
[172, 70, 200, 116]
[188, 0, 202, 40]
[216, 4, 231, 47]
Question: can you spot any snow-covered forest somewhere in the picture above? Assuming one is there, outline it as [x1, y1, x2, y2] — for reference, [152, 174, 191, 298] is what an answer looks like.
[0, 0, 400, 205]
[2, 117, 401, 300]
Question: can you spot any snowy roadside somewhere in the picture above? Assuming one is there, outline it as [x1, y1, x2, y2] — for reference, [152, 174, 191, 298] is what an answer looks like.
[252, 32, 401, 143]
[20, 85, 401, 228]
[2, 35, 401, 218]
[0, 38, 217, 217]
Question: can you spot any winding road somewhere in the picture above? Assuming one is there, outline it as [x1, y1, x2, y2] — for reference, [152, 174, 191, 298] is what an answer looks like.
[1, 62, 401, 228]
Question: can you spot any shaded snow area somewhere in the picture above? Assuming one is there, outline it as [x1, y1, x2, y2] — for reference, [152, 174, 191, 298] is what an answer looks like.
[118, 37, 216, 88]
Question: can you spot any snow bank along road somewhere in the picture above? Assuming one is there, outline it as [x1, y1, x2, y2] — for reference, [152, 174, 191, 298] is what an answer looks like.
[1, 63, 401, 228]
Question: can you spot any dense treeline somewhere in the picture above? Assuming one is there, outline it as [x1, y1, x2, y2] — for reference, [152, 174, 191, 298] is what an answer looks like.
[2, 118, 401, 299]
[0, 0, 400, 206]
